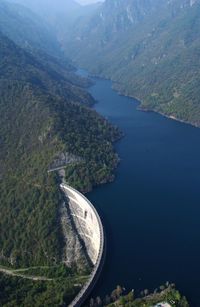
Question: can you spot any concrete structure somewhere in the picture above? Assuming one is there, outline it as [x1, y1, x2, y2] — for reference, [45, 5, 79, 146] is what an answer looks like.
[154, 303, 172, 307]
[60, 183, 105, 307]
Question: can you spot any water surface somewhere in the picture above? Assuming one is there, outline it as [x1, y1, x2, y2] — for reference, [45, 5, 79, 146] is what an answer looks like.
[83, 73, 200, 306]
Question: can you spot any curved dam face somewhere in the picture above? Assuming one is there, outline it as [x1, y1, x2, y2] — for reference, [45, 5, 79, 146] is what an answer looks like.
[60, 184, 103, 266]
[60, 184, 105, 306]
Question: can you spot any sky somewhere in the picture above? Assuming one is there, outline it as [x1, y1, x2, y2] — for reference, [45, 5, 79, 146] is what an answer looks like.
[76, 0, 104, 5]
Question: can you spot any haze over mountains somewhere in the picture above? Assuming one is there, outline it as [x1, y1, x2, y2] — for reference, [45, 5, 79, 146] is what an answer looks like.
[59, 0, 200, 127]
[12, 0, 200, 126]
[77, 0, 104, 4]
[0, 0, 62, 56]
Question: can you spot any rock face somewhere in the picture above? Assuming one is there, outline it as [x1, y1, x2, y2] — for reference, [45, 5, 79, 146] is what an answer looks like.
[69, 0, 200, 40]
[96, 0, 164, 30]
[69, 0, 164, 42]
[62, 0, 200, 58]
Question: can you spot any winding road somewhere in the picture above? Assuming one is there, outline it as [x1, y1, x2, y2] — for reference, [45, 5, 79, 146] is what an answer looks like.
[0, 267, 53, 281]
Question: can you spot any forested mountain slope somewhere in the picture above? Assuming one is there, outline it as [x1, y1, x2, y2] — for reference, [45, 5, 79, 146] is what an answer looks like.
[62, 0, 200, 126]
[0, 28, 121, 304]
[0, 0, 89, 87]
[0, 31, 93, 105]
[0, 29, 120, 266]
[0, 0, 62, 57]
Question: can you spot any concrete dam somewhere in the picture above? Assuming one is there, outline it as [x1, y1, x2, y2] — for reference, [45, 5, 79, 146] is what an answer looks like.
[60, 183, 105, 306]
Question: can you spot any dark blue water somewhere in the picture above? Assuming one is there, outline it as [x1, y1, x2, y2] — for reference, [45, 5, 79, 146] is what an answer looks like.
[83, 73, 200, 306]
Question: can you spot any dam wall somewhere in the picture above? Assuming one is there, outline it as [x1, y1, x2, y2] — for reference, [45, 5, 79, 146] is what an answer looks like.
[60, 183, 105, 307]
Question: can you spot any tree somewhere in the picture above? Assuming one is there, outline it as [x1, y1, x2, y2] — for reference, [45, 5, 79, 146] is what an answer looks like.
[127, 290, 134, 302]
[144, 289, 149, 296]
[116, 285, 123, 297]
[111, 285, 123, 301]
[96, 296, 102, 306]
[90, 298, 95, 307]
[104, 295, 111, 305]
[119, 296, 126, 305]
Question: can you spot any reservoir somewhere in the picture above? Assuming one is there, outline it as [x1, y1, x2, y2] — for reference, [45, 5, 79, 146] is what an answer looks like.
[83, 73, 200, 306]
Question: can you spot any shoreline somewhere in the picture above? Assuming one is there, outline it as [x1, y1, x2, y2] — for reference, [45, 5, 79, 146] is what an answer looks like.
[112, 82, 200, 130]
[81, 68, 200, 131]
[75, 67, 199, 198]
[112, 83, 200, 130]
[75, 66, 196, 306]
[138, 106, 200, 129]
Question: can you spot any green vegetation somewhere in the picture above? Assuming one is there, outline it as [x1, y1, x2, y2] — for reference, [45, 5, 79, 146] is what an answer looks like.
[2, 264, 80, 279]
[88, 284, 189, 307]
[0, 6, 121, 302]
[0, 270, 89, 307]
[0, 29, 121, 267]
[62, 0, 200, 127]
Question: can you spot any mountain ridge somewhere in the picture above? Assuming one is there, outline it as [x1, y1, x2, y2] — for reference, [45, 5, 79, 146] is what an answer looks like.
[61, 0, 200, 127]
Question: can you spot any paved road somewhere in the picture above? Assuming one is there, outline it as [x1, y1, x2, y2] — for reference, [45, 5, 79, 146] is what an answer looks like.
[0, 267, 53, 281]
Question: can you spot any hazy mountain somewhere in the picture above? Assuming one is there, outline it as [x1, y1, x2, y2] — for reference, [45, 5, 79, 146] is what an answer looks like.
[8, 0, 80, 15]
[63, 0, 200, 126]
[77, 0, 104, 4]
[8, 0, 102, 38]
[65, 0, 200, 48]
[8, 0, 82, 37]
[0, 0, 63, 57]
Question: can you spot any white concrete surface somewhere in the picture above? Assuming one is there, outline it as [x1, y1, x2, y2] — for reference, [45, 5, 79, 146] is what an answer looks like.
[61, 184, 101, 265]
[154, 303, 172, 307]
[60, 183, 105, 307]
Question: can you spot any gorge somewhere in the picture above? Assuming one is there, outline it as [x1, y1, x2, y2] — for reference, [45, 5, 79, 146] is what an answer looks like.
[82, 72, 200, 307]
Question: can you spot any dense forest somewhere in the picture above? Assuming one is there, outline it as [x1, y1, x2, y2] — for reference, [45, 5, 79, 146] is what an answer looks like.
[0, 268, 89, 306]
[0, 30, 121, 265]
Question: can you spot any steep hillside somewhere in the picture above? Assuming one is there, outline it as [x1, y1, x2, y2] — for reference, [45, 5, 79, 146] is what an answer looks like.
[0, 0, 62, 57]
[62, 0, 200, 127]
[0, 30, 121, 304]
[8, 0, 102, 39]
[0, 30, 120, 265]
[0, 31, 93, 104]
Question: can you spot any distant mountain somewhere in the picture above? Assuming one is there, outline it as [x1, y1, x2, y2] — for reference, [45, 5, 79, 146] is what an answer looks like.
[0, 0, 63, 57]
[74, 0, 164, 34]
[8, 0, 102, 38]
[9, 0, 80, 24]
[9, 0, 80, 12]
[63, 0, 200, 126]
[8, 0, 80, 36]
